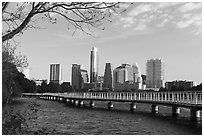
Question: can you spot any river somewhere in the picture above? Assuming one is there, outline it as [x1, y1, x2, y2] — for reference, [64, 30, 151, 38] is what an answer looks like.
[4, 98, 202, 135]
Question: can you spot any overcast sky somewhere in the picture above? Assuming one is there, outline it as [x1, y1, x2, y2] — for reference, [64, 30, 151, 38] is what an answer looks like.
[15, 2, 202, 84]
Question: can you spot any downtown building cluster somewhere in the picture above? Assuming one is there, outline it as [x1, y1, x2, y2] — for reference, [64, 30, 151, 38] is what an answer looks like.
[69, 47, 165, 91]
[48, 47, 195, 92]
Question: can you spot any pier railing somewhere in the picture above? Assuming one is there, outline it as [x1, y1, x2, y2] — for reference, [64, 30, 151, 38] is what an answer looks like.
[33, 91, 202, 105]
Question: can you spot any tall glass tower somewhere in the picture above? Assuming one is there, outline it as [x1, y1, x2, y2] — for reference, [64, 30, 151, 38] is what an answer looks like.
[90, 47, 99, 83]
[146, 58, 164, 89]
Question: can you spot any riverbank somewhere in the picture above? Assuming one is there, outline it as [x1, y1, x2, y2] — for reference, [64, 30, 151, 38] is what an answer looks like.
[2, 97, 202, 135]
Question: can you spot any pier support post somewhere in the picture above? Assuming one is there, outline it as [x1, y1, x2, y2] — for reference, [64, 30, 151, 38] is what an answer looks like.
[130, 102, 137, 112]
[65, 99, 69, 103]
[67, 99, 71, 105]
[62, 98, 67, 103]
[78, 100, 84, 107]
[74, 100, 78, 106]
[151, 104, 159, 115]
[190, 108, 201, 123]
[89, 101, 95, 108]
[172, 106, 180, 118]
[108, 101, 113, 110]
[70, 100, 74, 105]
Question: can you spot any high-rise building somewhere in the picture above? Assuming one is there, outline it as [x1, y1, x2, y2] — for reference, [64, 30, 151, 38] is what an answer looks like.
[72, 64, 89, 91]
[72, 64, 81, 90]
[50, 63, 62, 84]
[80, 69, 89, 89]
[113, 63, 142, 91]
[90, 47, 99, 83]
[103, 63, 113, 90]
[146, 59, 164, 89]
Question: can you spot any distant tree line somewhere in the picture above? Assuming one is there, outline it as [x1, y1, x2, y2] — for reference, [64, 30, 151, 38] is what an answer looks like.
[159, 83, 202, 92]
[36, 82, 72, 93]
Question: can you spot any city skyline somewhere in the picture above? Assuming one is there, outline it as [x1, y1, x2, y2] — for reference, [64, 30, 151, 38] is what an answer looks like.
[15, 2, 202, 84]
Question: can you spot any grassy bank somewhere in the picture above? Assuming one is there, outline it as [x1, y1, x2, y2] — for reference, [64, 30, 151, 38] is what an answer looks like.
[2, 97, 202, 135]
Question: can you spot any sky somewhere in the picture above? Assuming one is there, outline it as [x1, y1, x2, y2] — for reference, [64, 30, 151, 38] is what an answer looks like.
[11, 2, 202, 84]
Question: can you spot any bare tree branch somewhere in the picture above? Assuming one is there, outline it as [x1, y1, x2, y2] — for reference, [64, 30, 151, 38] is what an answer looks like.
[2, 2, 129, 42]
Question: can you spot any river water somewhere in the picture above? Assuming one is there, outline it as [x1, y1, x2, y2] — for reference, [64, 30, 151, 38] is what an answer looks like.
[5, 98, 202, 135]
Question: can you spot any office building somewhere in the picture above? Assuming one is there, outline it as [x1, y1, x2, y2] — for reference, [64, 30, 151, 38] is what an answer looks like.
[71, 64, 88, 91]
[72, 64, 81, 90]
[141, 74, 147, 90]
[50, 63, 62, 84]
[103, 63, 113, 90]
[146, 59, 164, 90]
[90, 47, 99, 83]
[113, 63, 142, 91]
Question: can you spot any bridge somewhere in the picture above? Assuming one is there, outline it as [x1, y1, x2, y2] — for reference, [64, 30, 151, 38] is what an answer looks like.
[23, 90, 202, 122]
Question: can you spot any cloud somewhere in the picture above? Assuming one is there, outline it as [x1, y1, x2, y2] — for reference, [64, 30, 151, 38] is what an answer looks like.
[177, 2, 201, 12]
[175, 14, 201, 29]
[120, 16, 136, 28]
[115, 2, 201, 35]
[134, 23, 147, 30]
[175, 13, 201, 35]
[156, 16, 173, 27]
[118, 2, 178, 30]
[128, 4, 153, 17]
[182, 13, 193, 19]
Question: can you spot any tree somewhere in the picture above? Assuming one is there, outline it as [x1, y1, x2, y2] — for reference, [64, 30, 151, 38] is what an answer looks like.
[46, 82, 61, 93]
[60, 82, 71, 93]
[191, 83, 202, 91]
[2, 42, 28, 69]
[2, 42, 29, 104]
[159, 87, 167, 91]
[2, 2, 127, 42]
[40, 81, 48, 93]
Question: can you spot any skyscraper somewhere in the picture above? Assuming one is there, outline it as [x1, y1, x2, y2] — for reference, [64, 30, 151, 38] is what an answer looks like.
[146, 59, 164, 89]
[113, 63, 142, 91]
[50, 63, 62, 84]
[103, 63, 113, 90]
[72, 64, 89, 91]
[72, 64, 81, 90]
[90, 47, 99, 83]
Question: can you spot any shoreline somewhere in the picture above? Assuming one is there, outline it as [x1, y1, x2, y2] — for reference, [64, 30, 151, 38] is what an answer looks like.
[2, 97, 202, 135]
